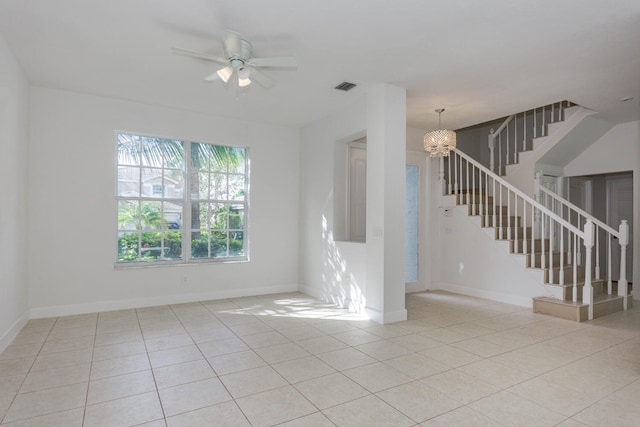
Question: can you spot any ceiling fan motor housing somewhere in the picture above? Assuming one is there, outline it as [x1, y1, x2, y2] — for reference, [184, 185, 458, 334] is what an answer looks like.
[225, 35, 253, 63]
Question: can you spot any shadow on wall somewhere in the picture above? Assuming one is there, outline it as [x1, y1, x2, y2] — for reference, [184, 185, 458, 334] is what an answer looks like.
[321, 215, 366, 314]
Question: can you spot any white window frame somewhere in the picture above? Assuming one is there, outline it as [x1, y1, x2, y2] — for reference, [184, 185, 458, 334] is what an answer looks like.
[115, 132, 250, 267]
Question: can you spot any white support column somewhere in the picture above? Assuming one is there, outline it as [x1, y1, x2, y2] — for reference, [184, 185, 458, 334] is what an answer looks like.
[583, 219, 595, 320]
[618, 220, 629, 310]
[364, 83, 407, 324]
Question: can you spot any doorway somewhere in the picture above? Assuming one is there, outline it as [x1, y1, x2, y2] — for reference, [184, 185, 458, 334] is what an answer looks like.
[567, 171, 633, 282]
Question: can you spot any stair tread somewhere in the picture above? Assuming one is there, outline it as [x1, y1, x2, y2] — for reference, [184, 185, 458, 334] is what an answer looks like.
[533, 293, 626, 307]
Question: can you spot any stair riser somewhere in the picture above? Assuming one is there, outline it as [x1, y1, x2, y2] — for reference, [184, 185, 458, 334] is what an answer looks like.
[545, 267, 586, 284]
[527, 254, 566, 269]
[495, 227, 532, 240]
[510, 239, 550, 253]
[470, 206, 508, 216]
[481, 216, 522, 227]
[558, 281, 605, 300]
[457, 194, 490, 205]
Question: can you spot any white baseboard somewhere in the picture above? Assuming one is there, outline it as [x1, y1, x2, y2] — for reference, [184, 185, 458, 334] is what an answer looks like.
[298, 284, 323, 301]
[29, 284, 299, 319]
[0, 310, 30, 354]
[297, 285, 356, 310]
[405, 282, 427, 293]
[432, 281, 533, 308]
[364, 306, 408, 324]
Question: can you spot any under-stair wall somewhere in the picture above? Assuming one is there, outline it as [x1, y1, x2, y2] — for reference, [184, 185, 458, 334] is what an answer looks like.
[432, 188, 549, 307]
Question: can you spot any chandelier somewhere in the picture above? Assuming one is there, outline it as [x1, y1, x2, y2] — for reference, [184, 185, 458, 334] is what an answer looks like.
[424, 108, 456, 157]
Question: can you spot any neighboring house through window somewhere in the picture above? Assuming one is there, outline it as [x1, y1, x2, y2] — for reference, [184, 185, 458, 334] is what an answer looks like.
[116, 133, 248, 265]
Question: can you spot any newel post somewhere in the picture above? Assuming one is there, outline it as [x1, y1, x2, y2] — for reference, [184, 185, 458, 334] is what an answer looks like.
[618, 220, 629, 310]
[583, 219, 595, 320]
[488, 129, 495, 173]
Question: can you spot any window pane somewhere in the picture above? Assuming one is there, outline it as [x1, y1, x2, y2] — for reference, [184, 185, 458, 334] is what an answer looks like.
[118, 232, 139, 262]
[210, 146, 229, 173]
[189, 172, 209, 200]
[141, 168, 163, 197]
[210, 204, 227, 230]
[229, 205, 244, 230]
[230, 231, 244, 256]
[197, 203, 211, 230]
[162, 201, 182, 230]
[165, 168, 184, 197]
[117, 167, 140, 197]
[141, 137, 163, 167]
[118, 200, 139, 231]
[140, 232, 163, 260]
[210, 173, 228, 200]
[163, 231, 183, 259]
[140, 201, 162, 230]
[191, 230, 209, 258]
[228, 175, 245, 201]
[210, 231, 228, 257]
[191, 143, 210, 171]
[229, 147, 246, 174]
[163, 140, 184, 169]
[117, 134, 140, 166]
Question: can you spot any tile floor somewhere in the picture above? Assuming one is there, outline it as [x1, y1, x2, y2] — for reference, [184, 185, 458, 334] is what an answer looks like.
[0, 291, 639, 426]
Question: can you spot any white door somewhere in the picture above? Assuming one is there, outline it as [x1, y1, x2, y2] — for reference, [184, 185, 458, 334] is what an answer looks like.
[568, 177, 593, 215]
[607, 175, 633, 282]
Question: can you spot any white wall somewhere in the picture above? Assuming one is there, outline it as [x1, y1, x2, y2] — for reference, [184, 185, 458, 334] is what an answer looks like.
[0, 35, 30, 351]
[563, 120, 640, 294]
[28, 88, 300, 317]
[299, 99, 368, 310]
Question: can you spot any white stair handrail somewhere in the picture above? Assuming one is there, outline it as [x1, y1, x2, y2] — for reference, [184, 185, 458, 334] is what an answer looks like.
[536, 175, 618, 237]
[450, 149, 582, 236]
[444, 148, 608, 319]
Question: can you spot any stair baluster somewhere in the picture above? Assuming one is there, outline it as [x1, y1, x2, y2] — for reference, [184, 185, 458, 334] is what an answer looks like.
[442, 148, 629, 321]
[489, 102, 571, 177]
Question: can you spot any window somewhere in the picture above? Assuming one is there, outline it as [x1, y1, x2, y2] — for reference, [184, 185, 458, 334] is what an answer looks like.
[116, 133, 248, 265]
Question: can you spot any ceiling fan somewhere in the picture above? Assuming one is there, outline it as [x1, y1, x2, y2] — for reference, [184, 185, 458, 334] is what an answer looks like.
[172, 31, 297, 89]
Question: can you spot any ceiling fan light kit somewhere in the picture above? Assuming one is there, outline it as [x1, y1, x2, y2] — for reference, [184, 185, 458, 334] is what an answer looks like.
[172, 31, 297, 90]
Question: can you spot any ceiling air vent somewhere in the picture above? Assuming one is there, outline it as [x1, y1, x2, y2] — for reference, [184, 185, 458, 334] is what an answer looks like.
[334, 81, 357, 92]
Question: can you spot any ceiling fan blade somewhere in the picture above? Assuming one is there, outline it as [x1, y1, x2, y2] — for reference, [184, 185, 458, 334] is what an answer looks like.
[248, 68, 276, 89]
[248, 57, 297, 68]
[171, 47, 227, 64]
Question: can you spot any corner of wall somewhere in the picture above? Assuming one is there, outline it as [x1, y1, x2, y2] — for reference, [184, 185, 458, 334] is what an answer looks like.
[0, 310, 30, 354]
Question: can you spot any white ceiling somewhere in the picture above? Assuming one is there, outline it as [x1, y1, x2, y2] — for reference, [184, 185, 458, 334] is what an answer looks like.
[1, 0, 639, 130]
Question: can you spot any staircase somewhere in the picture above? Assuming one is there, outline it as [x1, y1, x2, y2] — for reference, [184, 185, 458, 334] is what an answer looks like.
[441, 105, 632, 321]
